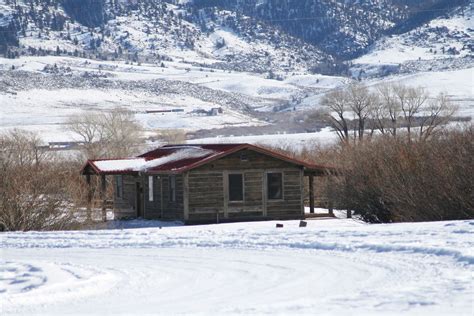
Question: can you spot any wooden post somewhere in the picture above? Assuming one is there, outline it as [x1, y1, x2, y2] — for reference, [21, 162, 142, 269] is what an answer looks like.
[309, 174, 315, 214]
[262, 171, 267, 217]
[86, 174, 92, 221]
[328, 176, 334, 217]
[160, 177, 164, 219]
[223, 171, 229, 219]
[101, 174, 107, 222]
[183, 172, 189, 222]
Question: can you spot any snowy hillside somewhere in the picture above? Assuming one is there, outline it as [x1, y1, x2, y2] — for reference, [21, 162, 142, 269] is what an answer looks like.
[351, 7, 473, 78]
[0, 0, 472, 145]
[1, 217, 473, 315]
[0, 54, 349, 142]
[0, 0, 328, 73]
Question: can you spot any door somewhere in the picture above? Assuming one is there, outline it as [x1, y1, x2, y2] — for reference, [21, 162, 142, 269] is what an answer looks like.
[136, 182, 144, 217]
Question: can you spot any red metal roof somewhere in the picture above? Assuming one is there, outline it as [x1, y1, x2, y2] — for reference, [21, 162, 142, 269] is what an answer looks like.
[81, 143, 332, 175]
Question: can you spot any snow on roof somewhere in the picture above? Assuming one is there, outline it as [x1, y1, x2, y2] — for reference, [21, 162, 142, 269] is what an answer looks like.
[91, 146, 215, 173]
[84, 143, 332, 175]
[141, 147, 215, 171]
[93, 158, 146, 173]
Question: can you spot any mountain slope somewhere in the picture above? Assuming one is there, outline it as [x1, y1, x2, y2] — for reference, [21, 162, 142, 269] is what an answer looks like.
[1, 0, 470, 73]
[190, 0, 469, 59]
[351, 6, 473, 78]
[0, 0, 329, 74]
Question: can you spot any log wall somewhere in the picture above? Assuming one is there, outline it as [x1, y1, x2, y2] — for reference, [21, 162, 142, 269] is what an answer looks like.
[113, 175, 139, 219]
[186, 149, 304, 223]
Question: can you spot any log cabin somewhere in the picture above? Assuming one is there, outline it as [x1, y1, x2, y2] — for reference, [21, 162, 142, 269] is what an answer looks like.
[81, 143, 332, 224]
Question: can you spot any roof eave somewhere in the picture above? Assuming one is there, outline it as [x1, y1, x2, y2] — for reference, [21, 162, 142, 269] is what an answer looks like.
[80, 160, 140, 176]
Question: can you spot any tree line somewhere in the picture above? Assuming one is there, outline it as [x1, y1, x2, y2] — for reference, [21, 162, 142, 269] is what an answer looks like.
[314, 83, 458, 143]
[298, 83, 473, 222]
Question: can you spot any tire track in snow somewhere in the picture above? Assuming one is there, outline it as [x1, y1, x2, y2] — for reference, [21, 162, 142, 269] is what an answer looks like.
[1, 259, 120, 315]
[1, 247, 472, 315]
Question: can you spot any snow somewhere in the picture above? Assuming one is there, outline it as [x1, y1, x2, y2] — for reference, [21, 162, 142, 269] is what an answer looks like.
[141, 146, 214, 171]
[92, 146, 215, 172]
[1, 218, 472, 315]
[0, 55, 471, 149]
[353, 11, 473, 66]
[0, 4, 14, 27]
[93, 158, 146, 173]
[366, 68, 474, 117]
[188, 127, 338, 150]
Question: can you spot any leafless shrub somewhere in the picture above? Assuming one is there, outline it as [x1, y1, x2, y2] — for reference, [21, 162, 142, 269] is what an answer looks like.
[332, 126, 474, 222]
[268, 125, 473, 223]
[0, 130, 86, 231]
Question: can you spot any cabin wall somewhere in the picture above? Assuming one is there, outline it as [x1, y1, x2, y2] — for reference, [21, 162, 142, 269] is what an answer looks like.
[156, 174, 184, 220]
[113, 175, 139, 219]
[143, 175, 162, 219]
[186, 149, 304, 223]
[187, 171, 224, 222]
[266, 170, 302, 219]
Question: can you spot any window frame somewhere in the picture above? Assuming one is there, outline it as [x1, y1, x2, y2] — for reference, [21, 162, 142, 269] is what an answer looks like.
[148, 176, 154, 202]
[266, 171, 284, 201]
[228, 172, 244, 203]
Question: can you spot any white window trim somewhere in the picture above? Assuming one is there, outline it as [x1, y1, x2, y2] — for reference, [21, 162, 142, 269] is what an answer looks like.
[148, 176, 154, 202]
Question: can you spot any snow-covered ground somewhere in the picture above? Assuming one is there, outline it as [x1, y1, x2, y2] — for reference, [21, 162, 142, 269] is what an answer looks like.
[1, 218, 473, 315]
[368, 68, 474, 117]
[2, 55, 471, 146]
[188, 127, 338, 150]
[0, 55, 344, 143]
[353, 11, 473, 66]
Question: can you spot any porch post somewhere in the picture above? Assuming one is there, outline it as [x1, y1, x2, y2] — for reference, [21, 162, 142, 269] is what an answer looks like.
[101, 174, 107, 222]
[309, 174, 315, 214]
[328, 175, 334, 217]
[183, 172, 189, 222]
[86, 174, 92, 221]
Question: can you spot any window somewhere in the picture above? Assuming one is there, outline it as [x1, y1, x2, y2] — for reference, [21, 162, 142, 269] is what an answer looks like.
[148, 176, 154, 202]
[115, 175, 123, 198]
[267, 173, 283, 200]
[228, 174, 244, 202]
[169, 175, 176, 202]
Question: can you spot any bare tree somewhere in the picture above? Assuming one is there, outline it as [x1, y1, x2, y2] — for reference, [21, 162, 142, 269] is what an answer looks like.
[67, 108, 143, 159]
[397, 85, 429, 139]
[320, 89, 350, 143]
[0, 129, 49, 167]
[347, 83, 377, 141]
[102, 109, 143, 157]
[375, 83, 401, 136]
[320, 82, 457, 145]
[419, 93, 458, 141]
[320, 83, 377, 143]
[67, 112, 105, 158]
